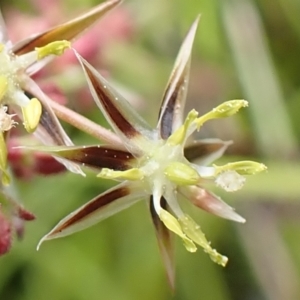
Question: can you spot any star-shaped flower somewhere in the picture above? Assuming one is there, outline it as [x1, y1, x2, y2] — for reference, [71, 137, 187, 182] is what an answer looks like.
[34, 17, 266, 288]
[0, 0, 121, 183]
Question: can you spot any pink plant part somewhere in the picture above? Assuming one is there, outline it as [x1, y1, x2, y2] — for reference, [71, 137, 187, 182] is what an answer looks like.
[5, 2, 135, 74]
[0, 0, 124, 256]
[36, 83, 68, 106]
[4, 0, 136, 117]
[0, 209, 11, 255]
[17, 206, 36, 221]
[8, 138, 66, 179]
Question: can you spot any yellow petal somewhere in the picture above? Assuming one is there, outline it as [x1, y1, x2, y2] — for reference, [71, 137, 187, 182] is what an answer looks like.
[22, 98, 42, 133]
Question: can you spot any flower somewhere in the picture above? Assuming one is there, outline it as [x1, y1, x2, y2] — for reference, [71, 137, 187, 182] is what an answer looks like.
[34, 17, 266, 287]
[0, 0, 122, 256]
[0, 0, 122, 182]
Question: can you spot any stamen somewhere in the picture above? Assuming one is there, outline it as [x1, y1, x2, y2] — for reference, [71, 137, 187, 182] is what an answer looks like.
[22, 98, 42, 133]
[195, 100, 248, 129]
[159, 209, 197, 252]
[36, 40, 71, 60]
[164, 161, 200, 185]
[179, 214, 228, 266]
[97, 168, 144, 180]
[167, 109, 198, 145]
[214, 160, 267, 175]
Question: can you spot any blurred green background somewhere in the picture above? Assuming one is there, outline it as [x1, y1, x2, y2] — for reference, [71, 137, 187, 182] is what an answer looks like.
[1, 0, 300, 299]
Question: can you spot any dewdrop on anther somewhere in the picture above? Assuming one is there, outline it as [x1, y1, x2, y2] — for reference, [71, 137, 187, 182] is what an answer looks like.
[215, 170, 245, 192]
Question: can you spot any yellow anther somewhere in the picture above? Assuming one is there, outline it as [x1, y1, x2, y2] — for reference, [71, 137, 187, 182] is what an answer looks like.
[159, 209, 197, 252]
[214, 160, 267, 175]
[179, 215, 228, 266]
[22, 98, 42, 133]
[167, 109, 198, 145]
[164, 161, 200, 185]
[195, 100, 248, 129]
[36, 40, 71, 60]
[97, 168, 144, 181]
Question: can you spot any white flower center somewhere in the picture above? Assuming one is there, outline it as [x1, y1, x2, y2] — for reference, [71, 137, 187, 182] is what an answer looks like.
[138, 139, 188, 216]
[0, 44, 37, 106]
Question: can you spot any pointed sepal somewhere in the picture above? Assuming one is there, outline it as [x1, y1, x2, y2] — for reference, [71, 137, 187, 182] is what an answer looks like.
[75, 51, 154, 152]
[13, 0, 122, 55]
[179, 186, 245, 223]
[150, 197, 175, 291]
[23, 80, 84, 176]
[22, 144, 135, 171]
[37, 182, 144, 249]
[158, 16, 200, 139]
[184, 139, 232, 164]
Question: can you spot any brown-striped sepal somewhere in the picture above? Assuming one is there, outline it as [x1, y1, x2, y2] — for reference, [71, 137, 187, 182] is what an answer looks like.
[27, 145, 135, 171]
[75, 51, 154, 152]
[24, 80, 84, 175]
[37, 182, 144, 248]
[12, 0, 121, 55]
[150, 197, 175, 291]
[179, 186, 245, 223]
[184, 139, 232, 164]
[158, 17, 200, 139]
